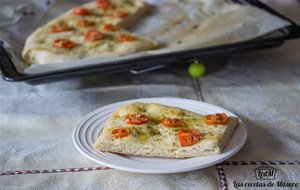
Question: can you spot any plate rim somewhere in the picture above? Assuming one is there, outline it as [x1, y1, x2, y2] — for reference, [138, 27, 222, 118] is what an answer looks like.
[72, 97, 248, 174]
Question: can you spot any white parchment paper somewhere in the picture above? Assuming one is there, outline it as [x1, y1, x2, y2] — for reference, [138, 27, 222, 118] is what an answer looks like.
[0, 0, 290, 74]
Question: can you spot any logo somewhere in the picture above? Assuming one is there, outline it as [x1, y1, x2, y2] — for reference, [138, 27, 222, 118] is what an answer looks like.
[233, 165, 299, 189]
[254, 166, 278, 180]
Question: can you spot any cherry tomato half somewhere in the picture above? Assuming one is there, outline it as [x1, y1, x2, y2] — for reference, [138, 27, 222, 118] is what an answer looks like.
[161, 118, 183, 128]
[53, 39, 76, 49]
[97, 0, 113, 9]
[204, 113, 228, 125]
[84, 30, 104, 42]
[125, 114, 148, 125]
[117, 34, 137, 42]
[51, 24, 72, 33]
[102, 23, 117, 32]
[112, 128, 130, 138]
[178, 129, 202, 146]
[73, 7, 90, 16]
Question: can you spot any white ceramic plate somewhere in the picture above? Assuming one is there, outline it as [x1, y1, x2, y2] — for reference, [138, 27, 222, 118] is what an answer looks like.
[73, 97, 247, 174]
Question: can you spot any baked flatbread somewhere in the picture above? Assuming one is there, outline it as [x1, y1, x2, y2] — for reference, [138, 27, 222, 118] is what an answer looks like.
[93, 103, 239, 158]
[22, 0, 157, 64]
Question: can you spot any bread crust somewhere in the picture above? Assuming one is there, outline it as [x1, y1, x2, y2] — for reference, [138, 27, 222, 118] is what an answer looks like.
[22, 0, 157, 64]
[94, 103, 239, 158]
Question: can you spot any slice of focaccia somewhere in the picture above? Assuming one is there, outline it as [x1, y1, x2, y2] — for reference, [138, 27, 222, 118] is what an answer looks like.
[93, 103, 239, 158]
[22, 0, 157, 64]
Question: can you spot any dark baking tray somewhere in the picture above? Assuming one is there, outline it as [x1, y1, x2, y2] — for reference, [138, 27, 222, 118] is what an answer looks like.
[1, 0, 300, 84]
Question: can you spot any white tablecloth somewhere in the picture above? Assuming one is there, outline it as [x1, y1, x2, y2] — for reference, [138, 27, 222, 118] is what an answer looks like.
[0, 0, 300, 189]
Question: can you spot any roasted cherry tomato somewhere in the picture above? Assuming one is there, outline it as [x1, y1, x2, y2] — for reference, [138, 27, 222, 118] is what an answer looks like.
[102, 23, 117, 32]
[204, 113, 228, 125]
[112, 128, 130, 138]
[51, 24, 72, 33]
[178, 129, 202, 146]
[77, 20, 95, 27]
[110, 11, 129, 18]
[53, 39, 76, 49]
[84, 30, 104, 42]
[117, 34, 137, 42]
[73, 7, 90, 16]
[97, 0, 113, 9]
[125, 114, 148, 125]
[161, 118, 183, 128]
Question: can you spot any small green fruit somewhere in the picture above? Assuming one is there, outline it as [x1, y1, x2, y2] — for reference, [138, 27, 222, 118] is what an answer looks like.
[188, 61, 206, 78]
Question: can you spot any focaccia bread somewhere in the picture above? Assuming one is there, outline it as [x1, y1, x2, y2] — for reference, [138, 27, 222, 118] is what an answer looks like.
[22, 0, 157, 64]
[93, 103, 239, 158]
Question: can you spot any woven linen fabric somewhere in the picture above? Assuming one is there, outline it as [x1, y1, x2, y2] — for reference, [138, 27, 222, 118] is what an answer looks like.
[201, 40, 300, 189]
[0, 70, 221, 190]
